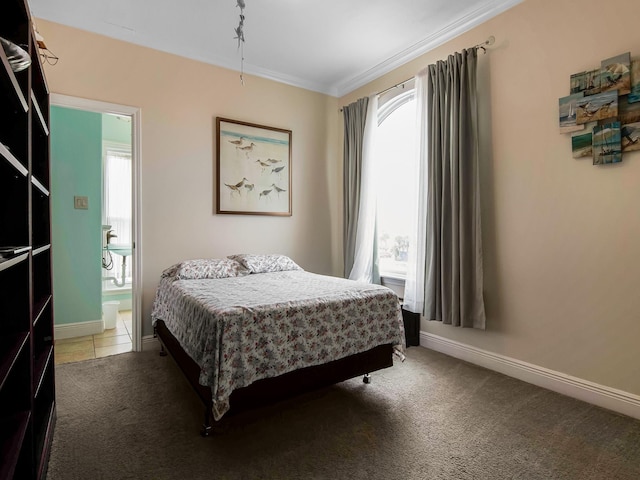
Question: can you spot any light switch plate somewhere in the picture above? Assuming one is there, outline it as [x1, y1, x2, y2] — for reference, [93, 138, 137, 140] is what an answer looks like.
[74, 196, 89, 210]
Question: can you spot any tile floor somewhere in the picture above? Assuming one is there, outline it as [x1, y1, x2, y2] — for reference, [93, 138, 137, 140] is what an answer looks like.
[54, 310, 133, 365]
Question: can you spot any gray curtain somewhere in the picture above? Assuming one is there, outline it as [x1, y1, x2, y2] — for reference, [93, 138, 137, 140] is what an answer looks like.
[425, 48, 486, 329]
[342, 97, 369, 277]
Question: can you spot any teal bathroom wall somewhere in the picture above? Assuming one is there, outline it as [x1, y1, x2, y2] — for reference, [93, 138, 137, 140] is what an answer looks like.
[102, 113, 131, 145]
[51, 106, 103, 325]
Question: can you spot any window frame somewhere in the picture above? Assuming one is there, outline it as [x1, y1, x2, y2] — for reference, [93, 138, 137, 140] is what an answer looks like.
[377, 85, 416, 126]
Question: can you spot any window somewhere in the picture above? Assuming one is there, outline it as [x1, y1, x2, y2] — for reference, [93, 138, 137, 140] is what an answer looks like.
[375, 89, 417, 278]
[103, 143, 132, 285]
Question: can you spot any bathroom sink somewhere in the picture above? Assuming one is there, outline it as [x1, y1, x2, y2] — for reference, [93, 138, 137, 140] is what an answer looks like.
[105, 244, 132, 257]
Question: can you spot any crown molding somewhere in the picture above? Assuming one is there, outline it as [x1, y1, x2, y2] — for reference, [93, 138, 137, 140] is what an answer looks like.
[332, 0, 523, 98]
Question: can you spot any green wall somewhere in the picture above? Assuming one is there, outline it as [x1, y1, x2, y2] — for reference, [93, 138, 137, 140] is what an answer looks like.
[51, 106, 103, 325]
[102, 113, 132, 145]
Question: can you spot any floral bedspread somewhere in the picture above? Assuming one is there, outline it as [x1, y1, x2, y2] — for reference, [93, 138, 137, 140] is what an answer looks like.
[151, 270, 405, 420]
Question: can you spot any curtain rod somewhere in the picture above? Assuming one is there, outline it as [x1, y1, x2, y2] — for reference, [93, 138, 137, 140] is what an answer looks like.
[340, 36, 495, 111]
[375, 36, 494, 96]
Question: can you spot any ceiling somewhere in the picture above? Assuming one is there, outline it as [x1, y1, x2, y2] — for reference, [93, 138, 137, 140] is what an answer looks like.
[30, 0, 521, 97]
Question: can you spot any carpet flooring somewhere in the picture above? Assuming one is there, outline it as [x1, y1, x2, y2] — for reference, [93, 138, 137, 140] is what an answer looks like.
[47, 345, 640, 480]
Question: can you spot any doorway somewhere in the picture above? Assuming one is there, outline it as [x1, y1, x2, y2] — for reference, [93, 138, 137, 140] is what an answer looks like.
[50, 94, 142, 361]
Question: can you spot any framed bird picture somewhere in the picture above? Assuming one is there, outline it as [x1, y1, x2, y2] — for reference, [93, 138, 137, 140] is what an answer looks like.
[216, 117, 292, 216]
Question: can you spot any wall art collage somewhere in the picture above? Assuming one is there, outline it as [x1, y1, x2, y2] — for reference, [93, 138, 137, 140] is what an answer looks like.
[559, 52, 640, 165]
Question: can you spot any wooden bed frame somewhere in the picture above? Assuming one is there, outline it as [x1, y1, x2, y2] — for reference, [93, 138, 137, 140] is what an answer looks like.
[154, 320, 395, 436]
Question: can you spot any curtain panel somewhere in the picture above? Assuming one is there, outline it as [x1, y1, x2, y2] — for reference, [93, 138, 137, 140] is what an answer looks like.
[342, 97, 368, 277]
[403, 75, 428, 315]
[343, 96, 381, 284]
[422, 48, 486, 329]
[347, 95, 380, 284]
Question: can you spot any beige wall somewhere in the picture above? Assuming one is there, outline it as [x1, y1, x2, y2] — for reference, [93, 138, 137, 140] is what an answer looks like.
[38, 20, 340, 336]
[341, 0, 640, 397]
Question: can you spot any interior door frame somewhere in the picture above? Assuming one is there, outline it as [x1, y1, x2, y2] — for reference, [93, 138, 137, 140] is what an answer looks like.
[50, 93, 143, 352]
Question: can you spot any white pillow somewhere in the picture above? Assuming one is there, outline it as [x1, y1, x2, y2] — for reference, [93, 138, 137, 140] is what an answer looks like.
[227, 254, 303, 274]
[163, 258, 249, 279]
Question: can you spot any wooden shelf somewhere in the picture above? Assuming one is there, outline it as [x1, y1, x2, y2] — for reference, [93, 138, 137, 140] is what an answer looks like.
[30, 90, 49, 137]
[0, 251, 29, 272]
[0, 140, 28, 176]
[0, 411, 31, 480]
[0, 46, 28, 113]
[31, 176, 48, 196]
[33, 346, 53, 398]
[32, 244, 50, 257]
[29, 29, 49, 98]
[33, 294, 52, 328]
[34, 402, 55, 480]
[0, 332, 29, 391]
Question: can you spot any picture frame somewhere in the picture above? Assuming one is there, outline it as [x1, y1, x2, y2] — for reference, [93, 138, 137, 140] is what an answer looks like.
[575, 90, 618, 125]
[216, 117, 292, 216]
[628, 59, 640, 103]
[600, 52, 631, 96]
[559, 92, 585, 133]
[592, 122, 622, 165]
[571, 131, 593, 159]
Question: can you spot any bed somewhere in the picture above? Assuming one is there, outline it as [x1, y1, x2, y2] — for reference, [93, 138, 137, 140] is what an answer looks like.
[151, 254, 405, 435]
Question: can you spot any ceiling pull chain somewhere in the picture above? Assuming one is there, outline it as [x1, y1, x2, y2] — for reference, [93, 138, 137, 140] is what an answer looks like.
[234, 0, 246, 85]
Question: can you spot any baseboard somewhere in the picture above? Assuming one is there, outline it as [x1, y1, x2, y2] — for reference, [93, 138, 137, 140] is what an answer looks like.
[420, 332, 640, 420]
[140, 335, 159, 352]
[101, 290, 132, 311]
[117, 297, 132, 311]
[55, 319, 104, 340]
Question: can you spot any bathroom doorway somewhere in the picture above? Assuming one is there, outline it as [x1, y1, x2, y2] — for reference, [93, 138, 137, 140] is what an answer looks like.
[50, 94, 142, 362]
[101, 116, 133, 332]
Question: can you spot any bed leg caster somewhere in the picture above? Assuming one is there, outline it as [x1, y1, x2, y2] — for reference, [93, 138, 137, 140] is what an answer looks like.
[363, 373, 371, 384]
[200, 407, 212, 437]
[159, 344, 167, 357]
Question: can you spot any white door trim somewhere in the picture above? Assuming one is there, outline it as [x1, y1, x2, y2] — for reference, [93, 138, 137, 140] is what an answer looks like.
[50, 93, 143, 352]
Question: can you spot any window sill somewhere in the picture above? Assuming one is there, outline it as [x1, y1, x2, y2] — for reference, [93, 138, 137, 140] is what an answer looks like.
[380, 275, 406, 287]
[380, 275, 406, 301]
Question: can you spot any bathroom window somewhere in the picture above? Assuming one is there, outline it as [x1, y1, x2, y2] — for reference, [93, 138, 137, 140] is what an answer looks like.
[103, 143, 132, 284]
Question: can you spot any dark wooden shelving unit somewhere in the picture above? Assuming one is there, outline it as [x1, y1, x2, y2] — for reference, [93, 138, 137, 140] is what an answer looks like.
[0, 411, 31, 479]
[1, 1, 54, 478]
